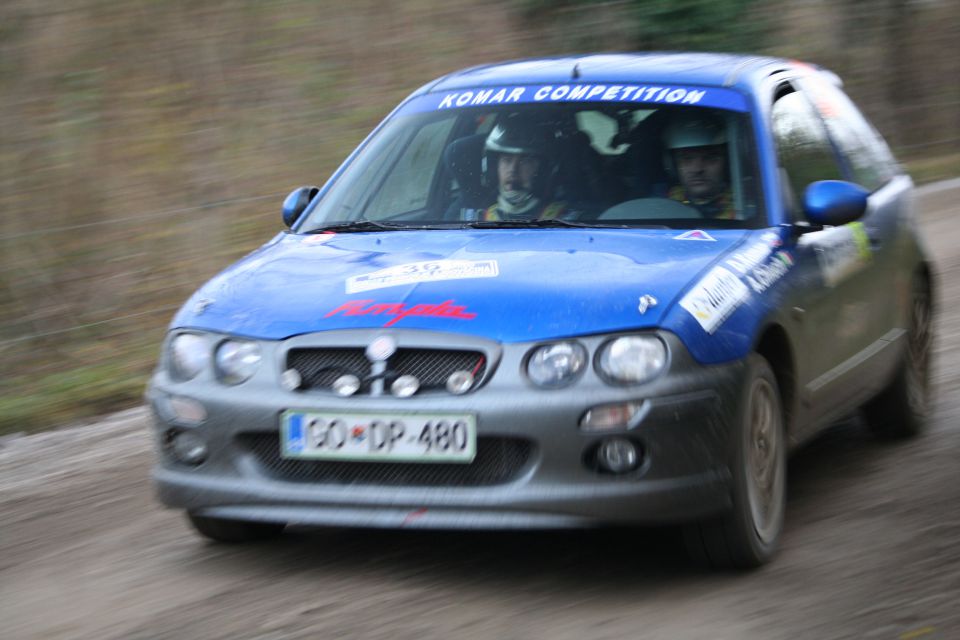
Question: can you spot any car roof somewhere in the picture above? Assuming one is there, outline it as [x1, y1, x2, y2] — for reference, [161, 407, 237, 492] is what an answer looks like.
[417, 52, 800, 97]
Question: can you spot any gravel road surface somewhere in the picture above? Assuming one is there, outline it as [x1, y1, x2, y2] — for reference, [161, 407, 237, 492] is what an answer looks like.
[3, 180, 959, 640]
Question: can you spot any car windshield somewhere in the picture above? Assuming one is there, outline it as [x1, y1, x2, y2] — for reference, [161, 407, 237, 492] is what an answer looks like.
[300, 93, 763, 231]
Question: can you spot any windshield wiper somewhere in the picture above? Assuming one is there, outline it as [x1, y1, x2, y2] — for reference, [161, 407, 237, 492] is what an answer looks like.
[465, 218, 595, 229]
[307, 220, 411, 233]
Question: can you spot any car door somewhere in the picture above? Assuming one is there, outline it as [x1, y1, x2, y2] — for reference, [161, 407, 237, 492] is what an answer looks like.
[769, 80, 881, 429]
[796, 72, 907, 344]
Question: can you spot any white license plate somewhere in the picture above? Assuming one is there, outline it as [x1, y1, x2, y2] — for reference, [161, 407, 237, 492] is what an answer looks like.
[280, 410, 476, 463]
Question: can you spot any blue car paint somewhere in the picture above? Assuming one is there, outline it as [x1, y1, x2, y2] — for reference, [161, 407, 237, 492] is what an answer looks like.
[425, 53, 771, 93]
[662, 226, 797, 364]
[175, 228, 768, 360]
[172, 54, 818, 366]
[803, 180, 870, 225]
[175, 225, 804, 366]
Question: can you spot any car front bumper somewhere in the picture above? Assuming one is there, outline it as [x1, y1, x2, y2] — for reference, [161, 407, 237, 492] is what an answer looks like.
[148, 329, 745, 528]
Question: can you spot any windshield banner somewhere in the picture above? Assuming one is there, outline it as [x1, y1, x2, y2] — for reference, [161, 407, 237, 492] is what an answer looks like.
[400, 83, 750, 114]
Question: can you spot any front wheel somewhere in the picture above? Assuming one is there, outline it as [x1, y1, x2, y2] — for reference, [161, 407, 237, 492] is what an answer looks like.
[684, 353, 787, 569]
[187, 513, 286, 543]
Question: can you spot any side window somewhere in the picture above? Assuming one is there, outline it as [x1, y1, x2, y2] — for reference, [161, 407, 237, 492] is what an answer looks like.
[365, 116, 457, 219]
[798, 76, 897, 191]
[771, 88, 845, 216]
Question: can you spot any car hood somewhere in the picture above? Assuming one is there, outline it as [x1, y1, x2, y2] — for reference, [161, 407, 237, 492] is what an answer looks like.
[173, 228, 750, 342]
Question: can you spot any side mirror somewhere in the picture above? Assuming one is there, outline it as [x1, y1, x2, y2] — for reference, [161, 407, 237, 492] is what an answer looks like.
[802, 180, 869, 227]
[281, 186, 319, 228]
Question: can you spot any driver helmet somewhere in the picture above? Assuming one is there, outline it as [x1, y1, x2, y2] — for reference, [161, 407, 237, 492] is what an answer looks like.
[483, 113, 558, 199]
[663, 111, 727, 150]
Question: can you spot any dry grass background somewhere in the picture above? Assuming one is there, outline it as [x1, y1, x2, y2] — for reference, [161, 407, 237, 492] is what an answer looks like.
[1, 0, 958, 434]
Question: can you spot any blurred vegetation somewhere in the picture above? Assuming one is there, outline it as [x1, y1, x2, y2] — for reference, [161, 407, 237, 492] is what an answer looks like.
[517, 0, 770, 52]
[1, 0, 958, 434]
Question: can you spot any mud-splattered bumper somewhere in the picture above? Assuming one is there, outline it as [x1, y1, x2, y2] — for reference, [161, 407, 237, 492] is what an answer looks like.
[149, 330, 745, 528]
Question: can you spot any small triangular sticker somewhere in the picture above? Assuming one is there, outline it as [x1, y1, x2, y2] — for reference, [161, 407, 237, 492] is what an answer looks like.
[673, 229, 716, 241]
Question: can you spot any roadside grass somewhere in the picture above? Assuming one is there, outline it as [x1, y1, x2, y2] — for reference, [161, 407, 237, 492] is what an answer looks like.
[0, 208, 289, 436]
[0, 357, 154, 435]
[0, 330, 160, 435]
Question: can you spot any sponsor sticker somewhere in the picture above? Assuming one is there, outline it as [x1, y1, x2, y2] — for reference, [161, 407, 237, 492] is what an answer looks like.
[346, 259, 499, 294]
[725, 232, 793, 294]
[325, 299, 477, 327]
[725, 232, 781, 274]
[436, 85, 708, 110]
[798, 222, 871, 287]
[679, 266, 750, 334]
[399, 84, 751, 115]
[303, 233, 336, 245]
[673, 229, 716, 242]
[746, 251, 794, 294]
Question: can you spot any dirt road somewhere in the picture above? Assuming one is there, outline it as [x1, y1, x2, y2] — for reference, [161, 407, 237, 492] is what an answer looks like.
[3, 181, 959, 640]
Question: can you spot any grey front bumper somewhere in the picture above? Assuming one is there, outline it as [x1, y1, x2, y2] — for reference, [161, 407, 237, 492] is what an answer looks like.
[149, 330, 746, 528]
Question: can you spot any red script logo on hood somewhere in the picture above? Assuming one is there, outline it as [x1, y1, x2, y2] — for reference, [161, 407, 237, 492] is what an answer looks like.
[324, 299, 477, 327]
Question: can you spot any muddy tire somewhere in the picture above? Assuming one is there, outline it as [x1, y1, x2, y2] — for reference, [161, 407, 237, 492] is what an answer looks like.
[684, 353, 787, 569]
[864, 274, 933, 439]
[187, 513, 286, 543]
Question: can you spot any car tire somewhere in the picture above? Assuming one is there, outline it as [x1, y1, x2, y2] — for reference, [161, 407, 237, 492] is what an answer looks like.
[864, 274, 933, 439]
[186, 513, 286, 543]
[683, 353, 787, 569]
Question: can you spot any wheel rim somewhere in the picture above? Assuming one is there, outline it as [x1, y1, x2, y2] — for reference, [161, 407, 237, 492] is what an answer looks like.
[745, 377, 785, 545]
[906, 283, 932, 417]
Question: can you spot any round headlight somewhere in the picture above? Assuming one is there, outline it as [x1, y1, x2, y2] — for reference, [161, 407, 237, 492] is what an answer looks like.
[526, 342, 587, 387]
[598, 336, 667, 384]
[214, 340, 261, 385]
[169, 333, 209, 381]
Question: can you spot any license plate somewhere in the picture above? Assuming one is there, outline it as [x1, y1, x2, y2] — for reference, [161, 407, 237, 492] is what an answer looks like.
[280, 410, 476, 463]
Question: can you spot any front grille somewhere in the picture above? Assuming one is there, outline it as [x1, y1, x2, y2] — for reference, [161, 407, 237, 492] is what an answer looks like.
[287, 347, 487, 394]
[237, 433, 532, 487]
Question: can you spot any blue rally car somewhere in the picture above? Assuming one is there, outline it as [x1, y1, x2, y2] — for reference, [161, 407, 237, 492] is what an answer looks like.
[148, 53, 933, 568]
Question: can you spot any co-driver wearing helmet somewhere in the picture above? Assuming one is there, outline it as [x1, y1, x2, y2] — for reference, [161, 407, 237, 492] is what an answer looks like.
[482, 115, 567, 221]
[664, 113, 735, 220]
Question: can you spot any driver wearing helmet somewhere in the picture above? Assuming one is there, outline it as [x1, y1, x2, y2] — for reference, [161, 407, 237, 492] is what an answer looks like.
[664, 112, 735, 220]
[482, 114, 567, 221]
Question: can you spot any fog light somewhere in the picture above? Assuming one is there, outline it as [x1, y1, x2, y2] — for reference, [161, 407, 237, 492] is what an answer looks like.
[446, 370, 475, 395]
[597, 437, 639, 474]
[169, 430, 208, 465]
[580, 401, 644, 432]
[391, 374, 420, 398]
[280, 368, 302, 391]
[168, 396, 207, 425]
[333, 374, 360, 396]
